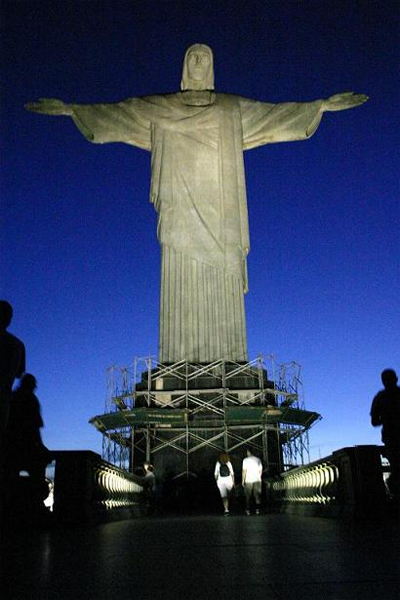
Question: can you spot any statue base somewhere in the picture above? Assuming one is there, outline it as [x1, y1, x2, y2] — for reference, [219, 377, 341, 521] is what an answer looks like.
[90, 357, 320, 497]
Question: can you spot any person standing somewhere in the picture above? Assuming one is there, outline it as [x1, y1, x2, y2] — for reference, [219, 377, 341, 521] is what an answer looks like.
[370, 369, 400, 499]
[4, 374, 49, 482]
[214, 452, 235, 515]
[242, 448, 263, 515]
[0, 300, 26, 495]
[143, 462, 157, 515]
[0, 300, 26, 435]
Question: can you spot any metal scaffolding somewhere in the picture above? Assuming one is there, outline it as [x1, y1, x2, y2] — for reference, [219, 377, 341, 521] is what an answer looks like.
[91, 356, 321, 477]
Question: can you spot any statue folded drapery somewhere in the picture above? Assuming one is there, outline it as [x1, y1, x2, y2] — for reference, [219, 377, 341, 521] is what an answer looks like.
[26, 44, 367, 363]
[70, 92, 323, 363]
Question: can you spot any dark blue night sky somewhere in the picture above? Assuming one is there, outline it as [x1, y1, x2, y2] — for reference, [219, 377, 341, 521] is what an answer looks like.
[1, 0, 399, 459]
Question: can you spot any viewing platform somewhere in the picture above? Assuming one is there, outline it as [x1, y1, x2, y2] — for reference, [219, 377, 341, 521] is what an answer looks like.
[1, 511, 399, 599]
[1, 445, 399, 599]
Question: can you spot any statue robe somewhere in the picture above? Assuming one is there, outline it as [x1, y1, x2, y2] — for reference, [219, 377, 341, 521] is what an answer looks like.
[70, 92, 323, 363]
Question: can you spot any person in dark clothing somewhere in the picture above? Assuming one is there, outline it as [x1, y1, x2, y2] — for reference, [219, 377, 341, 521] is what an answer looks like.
[0, 300, 26, 491]
[370, 369, 400, 498]
[0, 300, 26, 435]
[143, 462, 158, 515]
[4, 374, 50, 482]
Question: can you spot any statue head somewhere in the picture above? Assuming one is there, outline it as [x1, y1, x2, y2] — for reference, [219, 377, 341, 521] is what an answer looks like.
[181, 44, 214, 91]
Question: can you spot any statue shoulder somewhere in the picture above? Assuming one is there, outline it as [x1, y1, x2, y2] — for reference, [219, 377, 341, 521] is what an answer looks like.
[216, 92, 247, 108]
[218, 93, 268, 110]
[140, 92, 181, 105]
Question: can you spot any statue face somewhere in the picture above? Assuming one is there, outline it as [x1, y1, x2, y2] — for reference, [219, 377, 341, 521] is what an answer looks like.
[187, 49, 212, 82]
[181, 44, 214, 91]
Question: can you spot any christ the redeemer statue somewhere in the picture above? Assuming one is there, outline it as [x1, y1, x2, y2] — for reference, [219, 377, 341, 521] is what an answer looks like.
[26, 44, 367, 365]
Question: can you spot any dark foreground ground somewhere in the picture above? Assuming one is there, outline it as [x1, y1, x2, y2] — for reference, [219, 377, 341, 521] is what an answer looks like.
[1, 512, 399, 600]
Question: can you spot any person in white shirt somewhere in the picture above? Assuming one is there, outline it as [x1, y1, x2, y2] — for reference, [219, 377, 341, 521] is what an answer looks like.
[242, 448, 263, 515]
[214, 452, 235, 515]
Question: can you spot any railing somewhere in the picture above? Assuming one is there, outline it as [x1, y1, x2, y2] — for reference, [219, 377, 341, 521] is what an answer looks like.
[265, 445, 388, 517]
[52, 451, 144, 524]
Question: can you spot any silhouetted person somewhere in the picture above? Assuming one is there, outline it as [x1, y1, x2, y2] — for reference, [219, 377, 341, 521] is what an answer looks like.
[0, 300, 26, 435]
[4, 374, 50, 482]
[370, 369, 400, 499]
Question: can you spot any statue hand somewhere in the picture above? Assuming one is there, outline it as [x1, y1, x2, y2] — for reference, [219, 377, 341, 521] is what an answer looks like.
[24, 98, 73, 116]
[324, 92, 369, 112]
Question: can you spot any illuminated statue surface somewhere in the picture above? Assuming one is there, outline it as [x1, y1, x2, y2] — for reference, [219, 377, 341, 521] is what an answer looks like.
[26, 44, 367, 363]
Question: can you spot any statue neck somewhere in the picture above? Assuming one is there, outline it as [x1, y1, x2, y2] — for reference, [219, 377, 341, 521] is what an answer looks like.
[180, 91, 216, 106]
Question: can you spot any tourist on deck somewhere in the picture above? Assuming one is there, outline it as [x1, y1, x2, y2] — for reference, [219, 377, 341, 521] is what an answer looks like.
[370, 369, 400, 499]
[242, 448, 263, 515]
[0, 300, 26, 436]
[4, 374, 50, 482]
[214, 452, 235, 515]
[143, 462, 158, 514]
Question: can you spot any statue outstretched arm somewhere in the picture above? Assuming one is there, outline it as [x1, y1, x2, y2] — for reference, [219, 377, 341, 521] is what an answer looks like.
[25, 97, 152, 149]
[322, 92, 369, 112]
[25, 98, 73, 116]
[241, 91, 368, 150]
